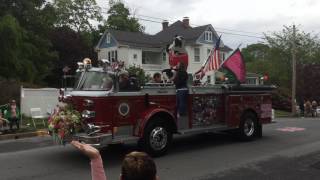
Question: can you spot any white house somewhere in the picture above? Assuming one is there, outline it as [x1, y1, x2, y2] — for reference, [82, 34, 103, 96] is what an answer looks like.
[95, 17, 232, 76]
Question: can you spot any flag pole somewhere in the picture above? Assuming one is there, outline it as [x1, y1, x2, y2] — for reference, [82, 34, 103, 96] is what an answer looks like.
[194, 35, 222, 75]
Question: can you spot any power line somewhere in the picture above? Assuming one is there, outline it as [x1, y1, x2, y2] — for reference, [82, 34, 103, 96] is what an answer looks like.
[215, 31, 264, 39]
[100, 11, 264, 39]
[134, 14, 263, 36]
[101, 6, 263, 36]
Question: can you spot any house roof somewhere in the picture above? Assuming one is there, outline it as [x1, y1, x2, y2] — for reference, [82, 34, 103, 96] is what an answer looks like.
[108, 29, 161, 48]
[154, 21, 208, 44]
[100, 20, 232, 51]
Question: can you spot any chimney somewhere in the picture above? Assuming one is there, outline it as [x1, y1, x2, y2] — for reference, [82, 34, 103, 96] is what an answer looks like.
[162, 20, 169, 30]
[182, 17, 190, 27]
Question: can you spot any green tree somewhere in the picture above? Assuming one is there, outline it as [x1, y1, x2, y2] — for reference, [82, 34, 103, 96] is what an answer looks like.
[0, 0, 58, 84]
[47, 26, 98, 87]
[243, 25, 320, 96]
[104, 1, 145, 32]
[54, 0, 102, 32]
[0, 15, 23, 79]
[126, 65, 149, 85]
[242, 43, 269, 63]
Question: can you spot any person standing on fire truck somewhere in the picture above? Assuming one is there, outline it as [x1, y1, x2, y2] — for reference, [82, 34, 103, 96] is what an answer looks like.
[172, 62, 188, 119]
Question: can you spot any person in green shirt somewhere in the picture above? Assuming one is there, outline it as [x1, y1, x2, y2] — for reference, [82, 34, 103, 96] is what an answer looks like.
[4, 100, 20, 131]
[0, 111, 9, 134]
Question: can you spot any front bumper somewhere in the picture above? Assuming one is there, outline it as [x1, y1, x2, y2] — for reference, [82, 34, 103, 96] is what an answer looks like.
[73, 133, 113, 147]
[73, 133, 140, 147]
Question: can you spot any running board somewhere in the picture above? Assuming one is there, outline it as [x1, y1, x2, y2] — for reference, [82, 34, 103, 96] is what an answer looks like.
[110, 135, 139, 144]
[178, 125, 230, 135]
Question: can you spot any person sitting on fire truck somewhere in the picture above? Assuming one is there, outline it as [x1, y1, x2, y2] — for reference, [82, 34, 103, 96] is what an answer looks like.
[114, 61, 130, 91]
[149, 72, 163, 83]
[100, 76, 113, 91]
[71, 141, 158, 180]
[119, 71, 130, 91]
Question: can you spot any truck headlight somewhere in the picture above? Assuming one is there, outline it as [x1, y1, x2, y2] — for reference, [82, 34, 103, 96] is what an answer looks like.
[82, 110, 96, 119]
[83, 99, 94, 107]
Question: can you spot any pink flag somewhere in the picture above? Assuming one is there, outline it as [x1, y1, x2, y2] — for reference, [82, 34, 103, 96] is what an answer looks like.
[221, 49, 246, 83]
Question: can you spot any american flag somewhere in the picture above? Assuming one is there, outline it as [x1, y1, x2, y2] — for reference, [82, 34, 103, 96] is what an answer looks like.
[194, 36, 221, 79]
[203, 46, 220, 72]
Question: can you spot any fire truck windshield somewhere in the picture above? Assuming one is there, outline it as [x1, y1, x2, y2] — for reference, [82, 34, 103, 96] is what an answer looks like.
[77, 71, 113, 91]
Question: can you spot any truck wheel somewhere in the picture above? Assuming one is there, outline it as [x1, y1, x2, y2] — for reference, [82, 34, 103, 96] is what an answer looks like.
[239, 112, 258, 141]
[141, 119, 172, 157]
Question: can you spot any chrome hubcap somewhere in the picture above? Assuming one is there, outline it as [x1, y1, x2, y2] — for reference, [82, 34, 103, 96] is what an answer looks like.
[244, 118, 255, 136]
[149, 127, 168, 151]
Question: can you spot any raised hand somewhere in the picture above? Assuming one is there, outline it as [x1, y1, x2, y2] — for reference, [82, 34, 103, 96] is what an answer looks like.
[71, 140, 101, 160]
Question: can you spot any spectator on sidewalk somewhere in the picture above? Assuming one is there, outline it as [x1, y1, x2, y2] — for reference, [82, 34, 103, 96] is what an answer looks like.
[4, 100, 20, 131]
[299, 98, 305, 117]
[71, 141, 158, 180]
[0, 111, 9, 134]
[305, 100, 312, 117]
[312, 100, 318, 117]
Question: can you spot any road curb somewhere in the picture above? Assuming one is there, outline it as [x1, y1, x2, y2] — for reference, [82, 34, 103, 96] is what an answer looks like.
[0, 130, 49, 141]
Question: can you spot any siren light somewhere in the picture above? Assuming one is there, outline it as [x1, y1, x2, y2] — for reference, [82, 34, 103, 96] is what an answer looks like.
[77, 62, 84, 70]
[260, 74, 269, 81]
[82, 58, 92, 69]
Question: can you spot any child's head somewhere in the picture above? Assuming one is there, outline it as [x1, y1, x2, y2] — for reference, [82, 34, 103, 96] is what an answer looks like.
[121, 151, 157, 180]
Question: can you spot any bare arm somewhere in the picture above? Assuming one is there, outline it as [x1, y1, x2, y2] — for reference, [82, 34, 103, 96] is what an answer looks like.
[71, 141, 107, 180]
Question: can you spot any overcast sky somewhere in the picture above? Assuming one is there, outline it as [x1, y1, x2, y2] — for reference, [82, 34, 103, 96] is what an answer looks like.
[97, 0, 320, 48]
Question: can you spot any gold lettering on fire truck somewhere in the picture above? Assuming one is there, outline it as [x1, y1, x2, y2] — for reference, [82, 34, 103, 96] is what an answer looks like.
[118, 102, 130, 117]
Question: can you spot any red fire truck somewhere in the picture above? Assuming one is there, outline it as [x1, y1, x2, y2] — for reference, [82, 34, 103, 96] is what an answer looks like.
[59, 59, 274, 156]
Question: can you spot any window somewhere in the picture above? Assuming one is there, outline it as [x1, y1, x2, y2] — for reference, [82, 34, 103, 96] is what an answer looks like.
[109, 50, 117, 62]
[142, 52, 147, 64]
[207, 49, 211, 55]
[205, 31, 213, 41]
[78, 72, 113, 91]
[207, 75, 211, 83]
[106, 33, 111, 44]
[162, 52, 166, 61]
[194, 48, 200, 62]
[133, 54, 137, 60]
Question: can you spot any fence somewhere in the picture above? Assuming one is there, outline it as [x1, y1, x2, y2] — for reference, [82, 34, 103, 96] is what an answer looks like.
[20, 87, 60, 118]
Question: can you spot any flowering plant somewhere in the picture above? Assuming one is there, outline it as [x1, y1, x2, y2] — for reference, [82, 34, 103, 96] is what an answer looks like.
[48, 105, 82, 145]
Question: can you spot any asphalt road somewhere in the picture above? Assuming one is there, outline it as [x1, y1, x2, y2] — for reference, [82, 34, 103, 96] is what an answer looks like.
[1, 117, 320, 180]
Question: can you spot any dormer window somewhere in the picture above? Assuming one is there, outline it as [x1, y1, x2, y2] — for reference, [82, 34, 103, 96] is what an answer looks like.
[205, 31, 213, 42]
[106, 33, 111, 44]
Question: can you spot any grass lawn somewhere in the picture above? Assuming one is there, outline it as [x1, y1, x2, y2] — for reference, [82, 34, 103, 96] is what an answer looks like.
[275, 110, 292, 117]
[20, 115, 48, 130]
[1, 116, 48, 135]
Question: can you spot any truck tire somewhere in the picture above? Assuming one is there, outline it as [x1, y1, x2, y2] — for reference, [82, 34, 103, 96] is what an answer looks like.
[140, 118, 172, 157]
[238, 112, 258, 141]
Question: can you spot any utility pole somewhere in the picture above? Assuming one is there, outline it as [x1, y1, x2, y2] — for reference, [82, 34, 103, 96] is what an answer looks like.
[291, 24, 297, 116]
